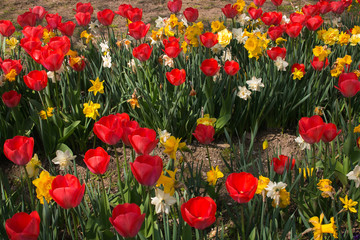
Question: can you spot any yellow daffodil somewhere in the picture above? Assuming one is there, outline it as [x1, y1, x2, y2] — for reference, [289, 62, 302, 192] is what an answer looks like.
[314, 106, 324, 116]
[206, 166, 224, 186]
[262, 140, 268, 150]
[312, 46, 331, 62]
[292, 68, 304, 80]
[5, 69, 17, 82]
[211, 21, 225, 33]
[338, 32, 350, 46]
[88, 77, 104, 96]
[83, 101, 100, 120]
[157, 169, 177, 196]
[80, 30, 94, 44]
[46, 107, 54, 117]
[217, 28, 232, 47]
[272, 188, 290, 208]
[39, 110, 47, 120]
[309, 213, 338, 240]
[340, 195, 358, 213]
[299, 168, 314, 179]
[317, 179, 335, 198]
[162, 136, 186, 160]
[42, 28, 56, 44]
[275, 37, 287, 45]
[323, 28, 339, 45]
[26, 154, 41, 178]
[32, 171, 55, 204]
[256, 176, 270, 194]
[6, 37, 18, 50]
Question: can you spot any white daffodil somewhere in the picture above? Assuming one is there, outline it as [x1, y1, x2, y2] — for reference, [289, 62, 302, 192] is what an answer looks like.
[159, 129, 171, 144]
[52, 150, 76, 170]
[127, 59, 137, 73]
[237, 86, 252, 100]
[347, 165, 360, 188]
[232, 28, 248, 44]
[162, 55, 175, 68]
[102, 53, 112, 68]
[211, 43, 224, 54]
[246, 76, 264, 92]
[266, 181, 287, 206]
[151, 189, 177, 214]
[295, 135, 311, 150]
[155, 16, 166, 29]
[237, 14, 251, 26]
[100, 41, 109, 53]
[274, 56, 289, 71]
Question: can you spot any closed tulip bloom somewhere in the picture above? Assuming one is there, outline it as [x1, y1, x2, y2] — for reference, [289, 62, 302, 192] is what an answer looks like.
[97, 9, 115, 26]
[342, 0, 352, 8]
[321, 123, 341, 143]
[69, 56, 86, 72]
[29, 6, 48, 21]
[2, 91, 21, 108]
[22, 25, 44, 39]
[58, 21, 76, 37]
[267, 25, 284, 41]
[130, 155, 163, 186]
[267, 46, 286, 60]
[167, 0, 182, 13]
[302, 4, 320, 16]
[200, 32, 218, 48]
[1, 59, 22, 75]
[286, 22, 303, 38]
[5, 211, 40, 240]
[226, 172, 258, 203]
[331, 1, 345, 14]
[93, 114, 123, 145]
[181, 196, 216, 230]
[272, 155, 295, 175]
[335, 73, 360, 98]
[40, 46, 64, 71]
[200, 58, 220, 76]
[109, 203, 145, 238]
[254, 0, 266, 7]
[163, 41, 182, 58]
[248, 7, 263, 20]
[306, 16, 323, 31]
[4, 136, 34, 166]
[221, 4, 238, 19]
[84, 147, 110, 175]
[49, 174, 85, 209]
[261, 12, 282, 26]
[115, 4, 133, 17]
[193, 124, 215, 145]
[46, 13, 62, 30]
[17, 12, 37, 27]
[271, 0, 283, 6]
[73, 2, 94, 14]
[48, 36, 71, 55]
[317, 1, 331, 15]
[125, 7, 142, 22]
[75, 12, 91, 26]
[0, 20, 15, 37]
[120, 120, 140, 146]
[133, 43, 152, 62]
[290, 12, 308, 26]
[23, 70, 48, 91]
[129, 128, 159, 155]
[310, 57, 329, 71]
[166, 69, 186, 86]
[128, 21, 150, 40]
[183, 7, 199, 23]
[224, 60, 240, 76]
[298, 115, 325, 144]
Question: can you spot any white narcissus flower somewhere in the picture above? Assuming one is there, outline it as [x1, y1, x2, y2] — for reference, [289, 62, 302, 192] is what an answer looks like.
[151, 189, 176, 214]
[274, 56, 289, 71]
[237, 14, 250, 26]
[52, 150, 76, 170]
[159, 129, 171, 144]
[89, 20, 99, 33]
[232, 28, 248, 44]
[347, 165, 360, 188]
[155, 16, 166, 29]
[265, 181, 287, 206]
[102, 53, 112, 68]
[211, 43, 224, 54]
[237, 86, 251, 100]
[162, 55, 174, 68]
[246, 76, 264, 92]
[100, 41, 109, 53]
[295, 135, 311, 150]
[128, 59, 137, 73]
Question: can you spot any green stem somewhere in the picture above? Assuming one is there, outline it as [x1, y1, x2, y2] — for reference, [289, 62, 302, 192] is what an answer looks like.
[206, 145, 212, 169]
[71, 208, 79, 240]
[114, 146, 124, 203]
[311, 144, 316, 172]
[240, 204, 245, 240]
[23, 166, 34, 209]
[54, 72, 60, 114]
[148, 187, 155, 240]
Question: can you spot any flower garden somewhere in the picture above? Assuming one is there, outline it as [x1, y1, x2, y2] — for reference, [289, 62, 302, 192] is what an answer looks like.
[1, 0, 360, 239]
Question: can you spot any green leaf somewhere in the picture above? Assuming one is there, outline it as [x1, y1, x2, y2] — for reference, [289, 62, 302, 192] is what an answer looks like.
[58, 120, 81, 143]
[181, 223, 192, 240]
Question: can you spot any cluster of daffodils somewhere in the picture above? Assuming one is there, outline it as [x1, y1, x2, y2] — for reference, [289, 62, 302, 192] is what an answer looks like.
[330, 55, 352, 77]
[83, 77, 104, 120]
[237, 76, 264, 100]
[243, 30, 270, 59]
[318, 26, 360, 46]
[256, 176, 290, 208]
[100, 41, 112, 68]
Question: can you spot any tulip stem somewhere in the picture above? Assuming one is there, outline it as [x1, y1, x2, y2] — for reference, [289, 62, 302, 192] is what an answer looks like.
[54, 72, 60, 114]
[148, 187, 155, 240]
[240, 204, 245, 240]
[206, 145, 212, 170]
[71, 208, 79, 240]
[23, 166, 34, 209]
[311, 145, 316, 172]
[114, 146, 125, 203]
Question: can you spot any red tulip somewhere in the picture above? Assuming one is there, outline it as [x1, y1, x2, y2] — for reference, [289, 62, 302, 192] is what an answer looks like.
[97, 9, 115, 26]
[128, 21, 150, 40]
[321, 123, 341, 143]
[317, 1, 332, 15]
[46, 13, 62, 30]
[130, 155, 163, 186]
[224, 60, 240, 76]
[58, 21, 76, 37]
[3, 136, 34, 166]
[109, 203, 145, 238]
[93, 114, 123, 145]
[166, 69, 186, 86]
[331, 1, 345, 14]
[290, 12, 308, 25]
[306, 16, 323, 31]
[341, 0, 352, 8]
[20, 38, 41, 57]
[22, 25, 44, 39]
[193, 124, 215, 145]
[1, 59, 22, 75]
[200, 58, 220, 76]
[48, 36, 71, 55]
[17, 12, 37, 28]
[248, 7, 263, 20]
[298, 115, 325, 144]
[49, 174, 85, 209]
[310, 57, 329, 71]
[116, 112, 130, 123]
[28, 45, 43, 63]
[181, 196, 216, 230]
[73, 2, 94, 14]
[222, 4, 238, 19]
[69, 56, 86, 72]
[267, 46, 286, 60]
[2, 91, 21, 108]
[40, 46, 65, 71]
[129, 128, 159, 155]
[291, 63, 305, 74]
[261, 12, 282, 26]
[254, 0, 266, 7]
[120, 120, 140, 146]
[167, 0, 182, 13]
[29, 6, 48, 21]
[335, 73, 360, 98]
[226, 172, 258, 203]
[200, 32, 218, 48]
[302, 4, 320, 16]
[125, 7, 142, 22]
[23, 70, 48, 91]
[0, 20, 15, 37]
[84, 147, 110, 175]
[183, 7, 199, 23]
[286, 22, 303, 38]
[115, 4, 133, 17]
[272, 155, 295, 175]
[75, 12, 91, 26]
[267, 25, 284, 41]
[5, 211, 40, 240]
[133, 43, 152, 62]
[271, 0, 283, 6]
[163, 41, 182, 58]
